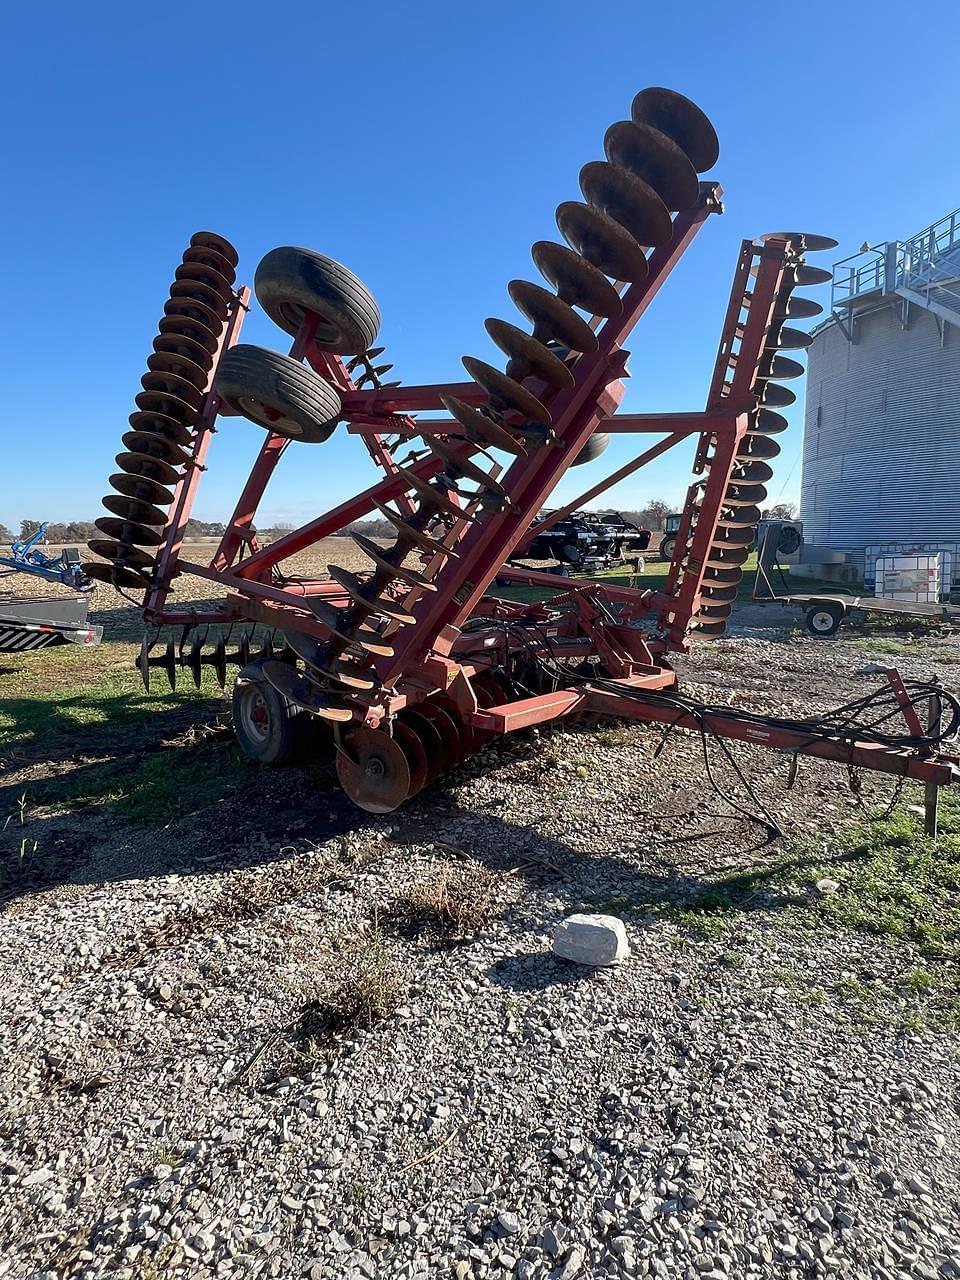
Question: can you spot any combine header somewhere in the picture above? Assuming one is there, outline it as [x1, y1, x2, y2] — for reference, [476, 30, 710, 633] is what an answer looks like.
[86, 88, 959, 821]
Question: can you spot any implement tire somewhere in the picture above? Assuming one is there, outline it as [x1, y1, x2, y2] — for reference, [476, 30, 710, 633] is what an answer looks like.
[214, 344, 342, 442]
[255, 247, 381, 354]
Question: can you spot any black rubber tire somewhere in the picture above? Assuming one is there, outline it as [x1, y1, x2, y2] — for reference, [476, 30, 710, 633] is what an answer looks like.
[232, 658, 310, 764]
[659, 535, 677, 561]
[254, 247, 381, 353]
[214, 344, 342, 443]
[572, 432, 610, 467]
[805, 603, 843, 638]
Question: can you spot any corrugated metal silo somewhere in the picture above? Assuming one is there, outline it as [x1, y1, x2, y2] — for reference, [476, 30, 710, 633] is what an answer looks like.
[801, 209, 960, 563]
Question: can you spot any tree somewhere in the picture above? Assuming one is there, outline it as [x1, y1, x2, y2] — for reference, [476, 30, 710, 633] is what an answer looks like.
[0, 523, 13, 545]
[766, 501, 797, 521]
[19, 519, 42, 541]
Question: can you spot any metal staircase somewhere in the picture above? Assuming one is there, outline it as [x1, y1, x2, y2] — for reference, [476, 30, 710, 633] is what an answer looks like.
[832, 207, 960, 330]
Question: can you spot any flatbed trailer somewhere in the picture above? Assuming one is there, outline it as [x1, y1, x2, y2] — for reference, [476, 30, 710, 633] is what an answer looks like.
[753, 526, 960, 636]
[0, 593, 102, 653]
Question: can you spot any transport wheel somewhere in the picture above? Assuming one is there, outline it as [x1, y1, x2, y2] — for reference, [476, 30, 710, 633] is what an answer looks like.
[214, 345, 342, 442]
[254, 247, 381, 353]
[572, 432, 610, 466]
[659, 535, 677, 561]
[232, 659, 308, 764]
[805, 603, 843, 638]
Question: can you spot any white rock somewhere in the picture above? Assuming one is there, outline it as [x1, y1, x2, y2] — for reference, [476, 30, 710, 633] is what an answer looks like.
[552, 914, 629, 967]
[815, 878, 840, 895]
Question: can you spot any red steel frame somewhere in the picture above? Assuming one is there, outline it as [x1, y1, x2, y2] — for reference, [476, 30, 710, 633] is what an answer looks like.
[138, 191, 960, 796]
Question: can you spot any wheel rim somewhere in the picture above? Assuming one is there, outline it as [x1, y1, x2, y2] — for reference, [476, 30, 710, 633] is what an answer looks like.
[236, 395, 304, 437]
[239, 683, 271, 745]
[811, 610, 834, 633]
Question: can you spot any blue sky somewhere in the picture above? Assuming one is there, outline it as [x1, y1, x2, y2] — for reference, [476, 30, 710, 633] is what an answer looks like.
[3, 1, 958, 531]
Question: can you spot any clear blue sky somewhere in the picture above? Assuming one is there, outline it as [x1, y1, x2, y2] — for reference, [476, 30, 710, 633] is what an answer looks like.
[3, 1, 958, 532]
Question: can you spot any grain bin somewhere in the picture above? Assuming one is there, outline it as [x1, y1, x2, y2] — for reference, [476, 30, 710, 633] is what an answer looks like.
[800, 208, 960, 591]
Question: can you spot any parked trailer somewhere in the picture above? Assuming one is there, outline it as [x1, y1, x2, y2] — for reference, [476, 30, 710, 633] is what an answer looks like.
[0, 593, 102, 653]
[753, 524, 960, 636]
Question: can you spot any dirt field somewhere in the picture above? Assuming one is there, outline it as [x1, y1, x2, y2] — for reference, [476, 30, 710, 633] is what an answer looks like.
[2, 550, 960, 1279]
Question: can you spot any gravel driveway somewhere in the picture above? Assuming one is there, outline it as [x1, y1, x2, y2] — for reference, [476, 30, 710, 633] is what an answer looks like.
[2, 610, 959, 1280]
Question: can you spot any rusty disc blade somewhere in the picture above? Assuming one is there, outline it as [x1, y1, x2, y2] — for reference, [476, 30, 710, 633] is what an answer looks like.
[719, 504, 762, 528]
[122, 428, 190, 463]
[555, 202, 648, 282]
[190, 230, 239, 269]
[336, 726, 414, 813]
[738, 431, 781, 458]
[140, 370, 206, 410]
[115, 450, 180, 487]
[413, 698, 463, 769]
[182, 245, 237, 284]
[281, 628, 329, 671]
[174, 260, 234, 300]
[531, 241, 622, 318]
[327, 564, 416, 625]
[391, 721, 429, 796]
[701, 583, 738, 603]
[764, 354, 805, 380]
[753, 410, 788, 435]
[128, 408, 195, 442]
[462, 356, 552, 424]
[604, 120, 699, 211]
[758, 383, 796, 409]
[83, 561, 153, 590]
[690, 619, 727, 638]
[352, 531, 439, 590]
[102, 493, 168, 526]
[724, 480, 768, 505]
[392, 467, 476, 523]
[134, 391, 201, 428]
[484, 318, 574, 389]
[695, 603, 732, 623]
[153, 331, 215, 371]
[94, 516, 164, 547]
[146, 349, 209, 390]
[261, 660, 355, 722]
[163, 294, 226, 332]
[86, 539, 154, 570]
[157, 313, 220, 352]
[427, 437, 508, 494]
[398, 708, 445, 783]
[768, 326, 814, 351]
[762, 231, 838, 253]
[632, 87, 719, 172]
[109, 472, 173, 507]
[438, 396, 526, 457]
[776, 295, 823, 320]
[579, 161, 672, 247]
[701, 565, 742, 586]
[713, 525, 755, 547]
[703, 547, 750, 570]
[168, 278, 230, 318]
[372, 501, 462, 558]
[794, 264, 832, 287]
[732, 460, 774, 484]
[508, 280, 599, 353]
[309, 600, 395, 656]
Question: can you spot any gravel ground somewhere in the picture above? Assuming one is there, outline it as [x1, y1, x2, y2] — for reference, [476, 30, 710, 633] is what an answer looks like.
[2, 604, 960, 1279]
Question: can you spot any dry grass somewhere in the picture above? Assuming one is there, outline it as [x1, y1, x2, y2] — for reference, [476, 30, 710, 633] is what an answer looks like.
[397, 862, 499, 941]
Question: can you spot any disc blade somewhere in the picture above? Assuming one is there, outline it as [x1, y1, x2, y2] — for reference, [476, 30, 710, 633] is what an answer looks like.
[508, 280, 599, 354]
[555, 202, 649, 283]
[631, 87, 719, 172]
[531, 242, 622, 318]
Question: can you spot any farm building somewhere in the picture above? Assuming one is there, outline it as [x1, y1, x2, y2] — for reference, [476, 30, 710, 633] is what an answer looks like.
[800, 208, 960, 594]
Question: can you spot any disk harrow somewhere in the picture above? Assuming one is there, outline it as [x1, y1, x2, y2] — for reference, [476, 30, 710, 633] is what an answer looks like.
[88, 87, 960, 820]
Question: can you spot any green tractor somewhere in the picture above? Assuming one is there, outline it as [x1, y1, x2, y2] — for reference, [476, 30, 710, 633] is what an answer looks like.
[659, 513, 682, 561]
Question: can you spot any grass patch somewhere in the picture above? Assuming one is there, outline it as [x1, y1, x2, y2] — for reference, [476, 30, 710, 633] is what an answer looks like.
[291, 918, 407, 1061]
[0, 641, 225, 750]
